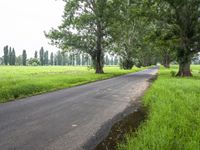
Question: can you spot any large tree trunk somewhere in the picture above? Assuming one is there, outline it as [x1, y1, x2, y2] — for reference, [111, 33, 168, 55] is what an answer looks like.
[95, 22, 104, 74]
[176, 61, 192, 77]
[176, 49, 192, 77]
[176, 37, 193, 77]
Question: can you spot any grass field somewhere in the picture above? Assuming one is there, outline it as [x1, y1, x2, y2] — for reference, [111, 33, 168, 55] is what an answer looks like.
[0, 66, 146, 103]
[118, 65, 200, 150]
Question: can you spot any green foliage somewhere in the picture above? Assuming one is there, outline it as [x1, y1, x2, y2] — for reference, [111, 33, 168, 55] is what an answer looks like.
[28, 58, 40, 66]
[120, 58, 134, 70]
[0, 57, 3, 65]
[44, 51, 49, 65]
[147, 0, 200, 75]
[22, 50, 27, 66]
[3, 46, 9, 65]
[39, 47, 44, 66]
[16, 55, 22, 66]
[11, 48, 16, 65]
[3, 46, 16, 66]
[8, 47, 12, 65]
[34, 51, 38, 59]
[56, 51, 62, 66]
[45, 0, 117, 73]
[0, 66, 146, 103]
[170, 70, 176, 77]
[108, 0, 158, 68]
[50, 52, 54, 65]
[118, 65, 200, 150]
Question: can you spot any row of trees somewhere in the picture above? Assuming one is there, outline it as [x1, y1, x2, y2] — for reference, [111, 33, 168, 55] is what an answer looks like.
[3, 46, 16, 65]
[0, 46, 120, 66]
[45, 0, 200, 76]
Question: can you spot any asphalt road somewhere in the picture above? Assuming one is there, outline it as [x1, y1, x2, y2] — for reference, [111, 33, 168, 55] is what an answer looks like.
[0, 67, 158, 150]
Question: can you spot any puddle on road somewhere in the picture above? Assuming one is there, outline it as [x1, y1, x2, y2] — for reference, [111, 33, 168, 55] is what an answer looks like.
[94, 106, 147, 150]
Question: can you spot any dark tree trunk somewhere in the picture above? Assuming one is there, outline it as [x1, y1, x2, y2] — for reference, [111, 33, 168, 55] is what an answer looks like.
[176, 49, 192, 77]
[176, 61, 192, 77]
[95, 21, 104, 74]
[163, 54, 170, 68]
[176, 38, 193, 77]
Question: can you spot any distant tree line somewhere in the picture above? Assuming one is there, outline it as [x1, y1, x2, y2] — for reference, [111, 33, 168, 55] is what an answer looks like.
[2, 46, 16, 65]
[0, 46, 120, 66]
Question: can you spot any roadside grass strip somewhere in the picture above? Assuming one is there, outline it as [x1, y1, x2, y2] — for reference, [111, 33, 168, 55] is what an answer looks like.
[118, 65, 200, 150]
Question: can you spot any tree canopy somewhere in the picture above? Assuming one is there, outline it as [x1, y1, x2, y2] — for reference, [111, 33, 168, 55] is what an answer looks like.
[46, 0, 200, 76]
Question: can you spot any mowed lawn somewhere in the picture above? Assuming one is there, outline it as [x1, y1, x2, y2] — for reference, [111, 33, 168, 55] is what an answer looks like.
[118, 65, 200, 150]
[0, 66, 145, 103]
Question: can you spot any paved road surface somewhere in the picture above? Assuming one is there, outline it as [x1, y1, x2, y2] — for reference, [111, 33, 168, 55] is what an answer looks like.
[0, 67, 158, 150]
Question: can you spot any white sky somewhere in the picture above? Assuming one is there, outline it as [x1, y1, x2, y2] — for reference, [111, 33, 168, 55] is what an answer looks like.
[0, 0, 65, 58]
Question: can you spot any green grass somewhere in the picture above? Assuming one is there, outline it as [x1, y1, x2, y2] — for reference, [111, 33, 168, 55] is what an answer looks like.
[0, 66, 146, 103]
[118, 65, 200, 150]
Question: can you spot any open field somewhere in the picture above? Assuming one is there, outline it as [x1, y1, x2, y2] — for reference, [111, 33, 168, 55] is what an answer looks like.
[118, 65, 200, 150]
[0, 66, 146, 103]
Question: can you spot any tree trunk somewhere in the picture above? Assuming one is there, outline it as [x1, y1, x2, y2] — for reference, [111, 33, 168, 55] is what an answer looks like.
[96, 64, 104, 74]
[176, 61, 192, 77]
[176, 38, 193, 77]
[95, 22, 104, 74]
[163, 54, 170, 68]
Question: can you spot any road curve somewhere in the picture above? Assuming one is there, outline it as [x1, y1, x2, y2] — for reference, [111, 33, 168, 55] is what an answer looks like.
[0, 67, 158, 150]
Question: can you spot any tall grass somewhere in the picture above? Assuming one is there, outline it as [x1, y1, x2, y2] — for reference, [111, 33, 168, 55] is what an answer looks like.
[118, 65, 200, 150]
[0, 66, 145, 103]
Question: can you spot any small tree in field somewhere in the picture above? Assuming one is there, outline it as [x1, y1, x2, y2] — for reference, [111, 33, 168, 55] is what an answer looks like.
[50, 52, 54, 66]
[22, 50, 27, 66]
[8, 47, 12, 65]
[39, 47, 44, 66]
[3, 46, 9, 65]
[11, 48, 16, 65]
[34, 51, 38, 59]
[44, 51, 49, 65]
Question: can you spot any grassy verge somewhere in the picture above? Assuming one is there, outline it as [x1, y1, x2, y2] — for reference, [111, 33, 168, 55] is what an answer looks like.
[118, 65, 200, 150]
[0, 66, 146, 103]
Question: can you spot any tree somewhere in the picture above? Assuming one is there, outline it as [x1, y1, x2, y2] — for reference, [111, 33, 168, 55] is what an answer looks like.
[34, 51, 38, 59]
[114, 56, 119, 65]
[44, 51, 49, 65]
[54, 54, 57, 66]
[50, 52, 54, 66]
[28, 58, 40, 66]
[22, 50, 27, 66]
[105, 55, 109, 65]
[39, 47, 44, 66]
[3, 46, 9, 65]
[8, 47, 12, 65]
[145, 0, 200, 76]
[57, 51, 62, 66]
[45, 0, 115, 73]
[108, 0, 145, 69]
[11, 48, 16, 65]
[0, 57, 3, 65]
[76, 53, 81, 66]
[192, 53, 200, 64]
[16, 55, 22, 66]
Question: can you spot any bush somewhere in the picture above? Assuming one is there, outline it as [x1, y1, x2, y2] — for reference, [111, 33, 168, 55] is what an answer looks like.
[170, 70, 176, 77]
[120, 58, 134, 70]
[28, 58, 40, 66]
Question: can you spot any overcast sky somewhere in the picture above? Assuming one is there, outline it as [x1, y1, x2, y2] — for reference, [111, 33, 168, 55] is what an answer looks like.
[0, 0, 65, 57]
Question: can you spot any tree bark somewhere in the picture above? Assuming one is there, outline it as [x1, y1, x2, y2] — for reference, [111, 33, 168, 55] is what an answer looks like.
[176, 62, 192, 77]
[176, 37, 193, 77]
[163, 54, 170, 68]
[95, 21, 104, 74]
